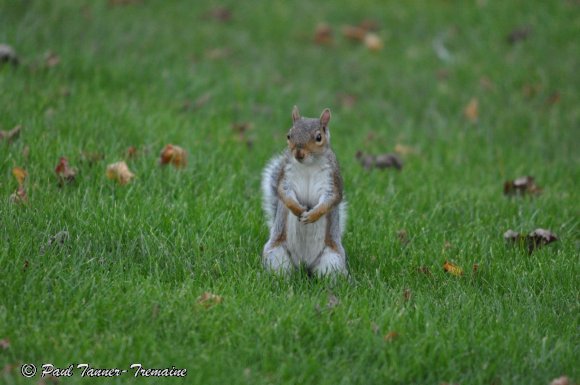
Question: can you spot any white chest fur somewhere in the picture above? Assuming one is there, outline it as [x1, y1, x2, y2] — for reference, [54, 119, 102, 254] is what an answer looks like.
[284, 160, 331, 266]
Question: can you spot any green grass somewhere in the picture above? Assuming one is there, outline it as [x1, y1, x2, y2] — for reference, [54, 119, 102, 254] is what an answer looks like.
[1, 1, 579, 384]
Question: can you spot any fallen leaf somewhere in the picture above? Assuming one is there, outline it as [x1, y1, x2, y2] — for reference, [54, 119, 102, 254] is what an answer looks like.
[394, 143, 417, 156]
[472, 263, 479, 273]
[0, 125, 21, 142]
[342, 25, 366, 41]
[106, 161, 135, 185]
[504, 228, 558, 254]
[464, 98, 479, 123]
[384, 331, 399, 342]
[504, 176, 542, 196]
[159, 144, 187, 168]
[45, 51, 60, 68]
[443, 260, 464, 276]
[232, 122, 252, 134]
[374, 153, 403, 170]
[0, 44, 18, 66]
[9, 185, 28, 204]
[314, 23, 333, 45]
[12, 167, 27, 186]
[196, 292, 223, 308]
[23, 260, 30, 270]
[126, 146, 138, 158]
[0, 338, 9, 350]
[355, 150, 375, 170]
[54, 157, 77, 185]
[507, 26, 532, 45]
[549, 376, 570, 385]
[359, 19, 379, 32]
[527, 228, 558, 253]
[364, 33, 383, 51]
[204, 6, 232, 22]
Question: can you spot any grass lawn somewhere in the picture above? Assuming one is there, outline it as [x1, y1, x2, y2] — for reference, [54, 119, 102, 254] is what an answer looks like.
[1, 1, 578, 384]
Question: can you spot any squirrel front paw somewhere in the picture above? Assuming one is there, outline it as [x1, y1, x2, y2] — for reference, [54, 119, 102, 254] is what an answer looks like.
[299, 210, 318, 224]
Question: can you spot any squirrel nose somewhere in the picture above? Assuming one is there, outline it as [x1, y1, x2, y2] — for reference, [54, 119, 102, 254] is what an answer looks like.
[295, 150, 305, 161]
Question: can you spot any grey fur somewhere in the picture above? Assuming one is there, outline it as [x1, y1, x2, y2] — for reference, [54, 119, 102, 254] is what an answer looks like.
[261, 108, 347, 276]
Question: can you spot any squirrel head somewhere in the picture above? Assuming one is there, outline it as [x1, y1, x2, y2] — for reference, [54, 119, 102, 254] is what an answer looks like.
[286, 106, 331, 164]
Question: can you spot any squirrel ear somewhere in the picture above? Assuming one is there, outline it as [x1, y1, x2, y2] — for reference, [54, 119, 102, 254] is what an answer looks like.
[320, 108, 331, 128]
[292, 106, 300, 123]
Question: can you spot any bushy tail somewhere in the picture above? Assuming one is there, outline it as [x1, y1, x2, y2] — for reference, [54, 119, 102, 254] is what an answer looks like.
[261, 155, 284, 228]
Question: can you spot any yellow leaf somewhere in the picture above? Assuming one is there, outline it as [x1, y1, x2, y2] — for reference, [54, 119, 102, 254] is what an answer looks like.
[464, 98, 479, 122]
[443, 260, 464, 276]
[12, 167, 27, 186]
[106, 161, 135, 185]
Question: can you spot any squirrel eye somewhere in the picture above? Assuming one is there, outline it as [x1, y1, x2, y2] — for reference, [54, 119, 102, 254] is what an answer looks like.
[287, 134, 291, 140]
[315, 133, 322, 142]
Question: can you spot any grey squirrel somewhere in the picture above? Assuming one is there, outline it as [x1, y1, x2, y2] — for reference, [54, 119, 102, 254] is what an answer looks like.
[261, 106, 347, 276]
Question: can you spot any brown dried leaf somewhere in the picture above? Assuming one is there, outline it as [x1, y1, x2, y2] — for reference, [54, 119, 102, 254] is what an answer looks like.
[384, 331, 399, 342]
[0, 125, 21, 143]
[126, 146, 138, 158]
[472, 263, 479, 273]
[342, 25, 366, 41]
[507, 26, 532, 45]
[504, 176, 542, 196]
[504, 228, 558, 254]
[12, 167, 27, 186]
[314, 23, 333, 45]
[443, 260, 464, 276]
[196, 292, 223, 308]
[54, 157, 77, 185]
[205, 6, 232, 22]
[0, 338, 10, 350]
[23, 260, 30, 270]
[355, 150, 375, 170]
[403, 289, 412, 302]
[549, 376, 570, 385]
[106, 161, 135, 185]
[159, 144, 187, 168]
[464, 98, 479, 123]
[374, 153, 403, 170]
[0, 44, 19, 66]
[9, 185, 28, 204]
[364, 33, 383, 51]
